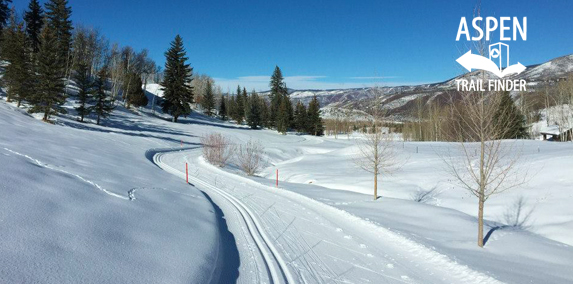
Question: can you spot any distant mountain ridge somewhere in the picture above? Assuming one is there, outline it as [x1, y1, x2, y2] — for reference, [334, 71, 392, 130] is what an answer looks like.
[264, 54, 573, 121]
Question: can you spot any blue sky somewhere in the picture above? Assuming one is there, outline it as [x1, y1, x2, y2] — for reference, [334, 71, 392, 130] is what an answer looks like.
[14, 0, 573, 91]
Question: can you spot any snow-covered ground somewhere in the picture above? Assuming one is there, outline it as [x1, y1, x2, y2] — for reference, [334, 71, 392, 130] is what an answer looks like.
[0, 102, 228, 283]
[2, 93, 573, 283]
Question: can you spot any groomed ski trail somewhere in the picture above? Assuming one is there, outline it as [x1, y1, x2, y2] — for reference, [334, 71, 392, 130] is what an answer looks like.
[151, 147, 504, 284]
[152, 149, 295, 284]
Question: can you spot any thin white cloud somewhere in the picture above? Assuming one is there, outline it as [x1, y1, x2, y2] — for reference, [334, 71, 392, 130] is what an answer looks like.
[213, 75, 426, 93]
[349, 76, 399, 80]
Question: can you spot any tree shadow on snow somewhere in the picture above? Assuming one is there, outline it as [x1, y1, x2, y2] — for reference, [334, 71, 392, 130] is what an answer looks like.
[173, 112, 256, 131]
[59, 119, 199, 146]
[200, 191, 240, 284]
[102, 113, 198, 138]
[484, 196, 535, 246]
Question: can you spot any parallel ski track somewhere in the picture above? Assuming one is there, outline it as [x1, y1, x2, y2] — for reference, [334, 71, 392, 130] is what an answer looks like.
[152, 149, 295, 284]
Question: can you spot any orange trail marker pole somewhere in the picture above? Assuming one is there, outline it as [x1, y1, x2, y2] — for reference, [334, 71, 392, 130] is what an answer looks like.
[186, 163, 189, 184]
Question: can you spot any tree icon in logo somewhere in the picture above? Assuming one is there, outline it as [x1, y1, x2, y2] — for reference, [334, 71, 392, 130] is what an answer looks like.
[489, 42, 509, 71]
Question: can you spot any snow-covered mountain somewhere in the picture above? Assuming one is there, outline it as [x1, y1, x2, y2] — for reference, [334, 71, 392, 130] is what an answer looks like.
[277, 54, 573, 120]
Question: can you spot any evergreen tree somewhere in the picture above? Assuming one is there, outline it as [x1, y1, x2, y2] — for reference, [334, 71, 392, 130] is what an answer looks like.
[283, 92, 294, 128]
[235, 85, 244, 123]
[44, 0, 72, 68]
[306, 95, 324, 136]
[24, 0, 43, 53]
[161, 35, 194, 122]
[1, 9, 32, 106]
[30, 25, 66, 122]
[246, 90, 262, 129]
[0, 0, 12, 34]
[493, 91, 527, 139]
[242, 87, 248, 116]
[277, 99, 290, 134]
[201, 80, 215, 116]
[219, 94, 227, 120]
[269, 66, 286, 127]
[127, 72, 148, 108]
[92, 68, 114, 125]
[74, 62, 93, 122]
[294, 101, 308, 133]
[227, 95, 236, 122]
[261, 98, 270, 128]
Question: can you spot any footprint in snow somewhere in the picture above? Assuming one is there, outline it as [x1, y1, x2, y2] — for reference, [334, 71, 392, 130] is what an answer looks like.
[366, 254, 374, 258]
[387, 264, 394, 269]
[401, 276, 409, 280]
[360, 244, 367, 248]
[336, 228, 343, 232]
[344, 235, 353, 239]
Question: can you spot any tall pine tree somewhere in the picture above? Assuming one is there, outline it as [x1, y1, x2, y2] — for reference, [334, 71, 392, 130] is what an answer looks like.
[277, 99, 290, 134]
[126, 72, 148, 108]
[269, 66, 286, 127]
[246, 90, 262, 129]
[261, 98, 270, 128]
[219, 94, 227, 120]
[227, 95, 236, 122]
[92, 68, 114, 125]
[24, 0, 43, 53]
[307, 95, 324, 136]
[294, 101, 307, 133]
[1, 9, 32, 106]
[493, 91, 527, 139]
[0, 0, 12, 34]
[201, 79, 215, 116]
[235, 85, 244, 123]
[161, 35, 194, 122]
[74, 62, 93, 122]
[44, 0, 72, 76]
[284, 92, 294, 128]
[30, 25, 66, 122]
[242, 87, 248, 117]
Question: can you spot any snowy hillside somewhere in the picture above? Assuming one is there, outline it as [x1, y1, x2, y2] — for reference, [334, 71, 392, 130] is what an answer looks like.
[0, 102, 227, 283]
[2, 92, 573, 283]
[320, 106, 373, 121]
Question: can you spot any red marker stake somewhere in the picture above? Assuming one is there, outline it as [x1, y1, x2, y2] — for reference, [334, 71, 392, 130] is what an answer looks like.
[186, 163, 189, 184]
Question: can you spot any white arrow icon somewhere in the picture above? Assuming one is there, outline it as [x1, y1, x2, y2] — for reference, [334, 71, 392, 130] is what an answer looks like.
[456, 50, 526, 78]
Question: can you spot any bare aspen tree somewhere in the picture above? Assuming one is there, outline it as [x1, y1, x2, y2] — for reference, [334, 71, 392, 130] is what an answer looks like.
[445, 2, 528, 247]
[121, 46, 134, 107]
[428, 99, 445, 142]
[236, 140, 264, 176]
[567, 75, 573, 140]
[355, 86, 401, 200]
[150, 65, 162, 114]
[334, 110, 340, 139]
[355, 126, 400, 200]
[105, 44, 122, 104]
[345, 111, 353, 139]
[442, 91, 528, 247]
[192, 74, 215, 107]
[141, 57, 156, 94]
[415, 96, 425, 140]
[555, 75, 573, 141]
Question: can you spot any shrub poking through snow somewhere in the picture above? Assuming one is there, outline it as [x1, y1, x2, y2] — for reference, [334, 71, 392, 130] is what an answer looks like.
[237, 140, 264, 176]
[200, 133, 235, 167]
